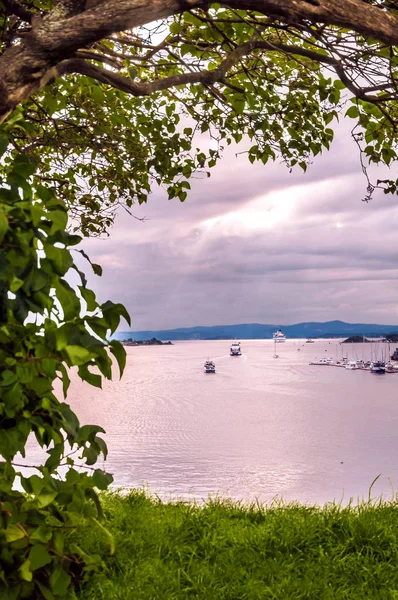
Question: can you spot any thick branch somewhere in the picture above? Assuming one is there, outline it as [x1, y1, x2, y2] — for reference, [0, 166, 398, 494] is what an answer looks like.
[0, 0, 398, 122]
[225, 0, 398, 47]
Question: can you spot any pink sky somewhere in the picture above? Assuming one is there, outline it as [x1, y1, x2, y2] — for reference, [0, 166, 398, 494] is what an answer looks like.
[79, 118, 398, 331]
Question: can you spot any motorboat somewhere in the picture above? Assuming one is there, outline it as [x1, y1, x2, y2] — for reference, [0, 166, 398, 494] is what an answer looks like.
[309, 357, 333, 366]
[306, 338, 315, 343]
[370, 361, 385, 374]
[230, 341, 241, 356]
[345, 361, 359, 370]
[273, 330, 286, 343]
[204, 359, 216, 373]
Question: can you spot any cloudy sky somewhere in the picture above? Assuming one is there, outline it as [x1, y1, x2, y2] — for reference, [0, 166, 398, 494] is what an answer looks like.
[80, 118, 398, 331]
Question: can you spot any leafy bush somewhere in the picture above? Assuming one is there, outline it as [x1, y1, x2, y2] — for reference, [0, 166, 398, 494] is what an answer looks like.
[0, 133, 129, 599]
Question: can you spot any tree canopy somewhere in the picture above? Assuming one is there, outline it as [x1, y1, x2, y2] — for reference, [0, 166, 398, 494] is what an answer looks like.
[0, 0, 397, 233]
[0, 1, 397, 598]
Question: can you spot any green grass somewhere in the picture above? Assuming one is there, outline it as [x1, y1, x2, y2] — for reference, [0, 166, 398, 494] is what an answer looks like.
[76, 491, 398, 600]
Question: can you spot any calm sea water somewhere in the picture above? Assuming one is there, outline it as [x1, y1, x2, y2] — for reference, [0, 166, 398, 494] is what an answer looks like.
[26, 339, 398, 505]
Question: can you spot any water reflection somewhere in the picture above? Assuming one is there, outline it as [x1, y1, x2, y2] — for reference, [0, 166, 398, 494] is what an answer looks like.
[24, 339, 398, 505]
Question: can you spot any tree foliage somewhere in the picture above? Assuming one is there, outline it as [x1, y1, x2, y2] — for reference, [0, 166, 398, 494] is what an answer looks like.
[0, 0, 397, 232]
[0, 0, 397, 597]
[0, 134, 130, 598]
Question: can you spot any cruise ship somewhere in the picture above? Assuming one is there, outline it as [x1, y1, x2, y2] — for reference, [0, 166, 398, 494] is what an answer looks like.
[273, 329, 286, 343]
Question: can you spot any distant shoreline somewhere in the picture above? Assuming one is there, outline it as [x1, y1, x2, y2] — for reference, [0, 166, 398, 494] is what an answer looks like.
[116, 320, 398, 342]
[121, 337, 173, 346]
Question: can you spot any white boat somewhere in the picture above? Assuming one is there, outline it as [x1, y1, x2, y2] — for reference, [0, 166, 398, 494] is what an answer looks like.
[204, 359, 216, 373]
[230, 341, 241, 356]
[273, 330, 286, 343]
[306, 338, 315, 343]
[309, 357, 333, 366]
[370, 361, 385, 374]
[345, 361, 358, 370]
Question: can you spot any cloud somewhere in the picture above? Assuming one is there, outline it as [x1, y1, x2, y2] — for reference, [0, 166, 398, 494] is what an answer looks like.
[80, 118, 398, 330]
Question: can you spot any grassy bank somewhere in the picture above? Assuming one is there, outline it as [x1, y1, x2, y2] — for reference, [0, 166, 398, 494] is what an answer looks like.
[76, 491, 398, 599]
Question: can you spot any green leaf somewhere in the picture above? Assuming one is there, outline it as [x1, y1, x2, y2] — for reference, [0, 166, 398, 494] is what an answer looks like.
[169, 21, 182, 34]
[82, 445, 98, 465]
[102, 300, 131, 330]
[78, 364, 102, 388]
[54, 280, 81, 321]
[109, 340, 127, 378]
[56, 363, 71, 398]
[76, 424, 106, 443]
[79, 286, 97, 312]
[232, 97, 245, 114]
[0, 209, 8, 244]
[37, 492, 57, 508]
[19, 559, 32, 582]
[31, 525, 52, 543]
[5, 524, 25, 542]
[48, 209, 68, 234]
[49, 565, 71, 596]
[77, 249, 102, 276]
[36, 582, 55, 600]
[45, 246, 73, 276]
[29, 544, 53, 571]
[65, 345, 92, 366]
[345, 105, 360, 119]
[93, 469, 113, 490]
[0, 134, 9, 156]
[92, 263, 103, 276]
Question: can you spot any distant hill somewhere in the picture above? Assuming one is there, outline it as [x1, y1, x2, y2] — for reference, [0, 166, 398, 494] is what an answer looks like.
[342, 336, 371, 344]
[115, 320, 398, 341]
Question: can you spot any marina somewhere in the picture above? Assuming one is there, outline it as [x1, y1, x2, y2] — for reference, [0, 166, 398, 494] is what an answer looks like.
[308, 341, 398, 373]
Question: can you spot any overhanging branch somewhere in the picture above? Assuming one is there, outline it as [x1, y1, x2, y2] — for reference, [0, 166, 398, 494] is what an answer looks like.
[60, 39, 393, 108]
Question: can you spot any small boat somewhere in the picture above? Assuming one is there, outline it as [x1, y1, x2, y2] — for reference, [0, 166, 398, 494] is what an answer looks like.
[273, 329, 286, 343]
[334, 357, 348, 367]
[204, 359, 216, 373]
[230, 341, 241, 356]
[345, 360, 366, 370]
[309, 357, 333, 366]
[370, 361, 385, 374]
[306, 338, 315, 343]
[385, 362, 396, 373]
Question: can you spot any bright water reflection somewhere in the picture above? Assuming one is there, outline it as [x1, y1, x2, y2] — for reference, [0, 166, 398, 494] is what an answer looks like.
[26, 339, 398, 505]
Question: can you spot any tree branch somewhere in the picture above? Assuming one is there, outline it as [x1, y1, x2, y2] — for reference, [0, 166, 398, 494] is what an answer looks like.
[1, 0, 398, 122]
[60, 39, 385, 109]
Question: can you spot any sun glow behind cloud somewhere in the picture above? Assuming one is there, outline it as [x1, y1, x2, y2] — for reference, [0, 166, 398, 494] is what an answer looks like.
[200, 179, 335, 237]
[202, 192, 294, 236]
